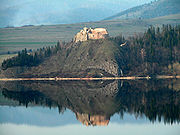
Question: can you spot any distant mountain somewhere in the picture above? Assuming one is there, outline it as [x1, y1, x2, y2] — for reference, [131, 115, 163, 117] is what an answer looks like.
[104, 0, 180, 20]
[0, 0, 153, 27]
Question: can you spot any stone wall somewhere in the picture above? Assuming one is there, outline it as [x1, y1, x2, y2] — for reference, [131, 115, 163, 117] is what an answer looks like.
[74, 27, 109, 42]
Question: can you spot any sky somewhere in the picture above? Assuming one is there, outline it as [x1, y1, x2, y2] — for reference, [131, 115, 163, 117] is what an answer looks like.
[0, 0, 153, 27]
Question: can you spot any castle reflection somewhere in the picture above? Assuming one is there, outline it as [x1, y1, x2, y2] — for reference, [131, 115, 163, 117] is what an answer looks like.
[76, 113, 110, 126]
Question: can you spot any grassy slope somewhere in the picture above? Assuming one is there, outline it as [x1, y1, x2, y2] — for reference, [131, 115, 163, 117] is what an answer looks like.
[104, 0, 180, 20]
[149, 13, 180, 25]
[62, 39, 119, 71]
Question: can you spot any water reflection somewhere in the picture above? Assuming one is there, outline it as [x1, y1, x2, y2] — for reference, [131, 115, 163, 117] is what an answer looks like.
[0, 79, 180, 126]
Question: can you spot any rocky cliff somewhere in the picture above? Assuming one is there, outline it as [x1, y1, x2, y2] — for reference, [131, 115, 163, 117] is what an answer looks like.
[74, 27, 109, 43]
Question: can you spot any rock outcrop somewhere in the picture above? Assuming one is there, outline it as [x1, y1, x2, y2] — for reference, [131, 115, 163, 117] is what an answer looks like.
[74, 27, 109, 42]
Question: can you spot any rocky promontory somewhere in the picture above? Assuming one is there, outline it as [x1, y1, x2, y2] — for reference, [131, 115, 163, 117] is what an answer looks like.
[0, 28, 122, 78]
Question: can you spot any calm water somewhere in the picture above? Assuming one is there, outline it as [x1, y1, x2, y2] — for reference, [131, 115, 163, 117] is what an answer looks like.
[0, 79, 179, 135]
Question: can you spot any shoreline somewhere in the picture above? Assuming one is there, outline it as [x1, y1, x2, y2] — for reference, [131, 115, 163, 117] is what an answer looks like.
[0, 76, 179, 81]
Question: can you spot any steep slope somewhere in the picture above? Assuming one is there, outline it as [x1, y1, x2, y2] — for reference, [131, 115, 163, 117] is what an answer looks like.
[104, 0, 180, 20]
[0, 39, 123, 78]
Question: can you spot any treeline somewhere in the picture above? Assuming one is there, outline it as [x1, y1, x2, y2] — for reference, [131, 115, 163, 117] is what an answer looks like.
[1, 41, 64, 70]
[118, 24, 180, 76]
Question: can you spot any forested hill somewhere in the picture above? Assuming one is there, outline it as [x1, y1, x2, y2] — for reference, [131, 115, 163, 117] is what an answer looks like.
[104, 0, 180, 20]
[120, 24, 180, 76]
[1, 25, 180, 77]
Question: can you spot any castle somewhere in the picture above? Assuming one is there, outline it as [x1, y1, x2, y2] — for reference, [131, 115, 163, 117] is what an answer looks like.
[74, 27, 109, 42]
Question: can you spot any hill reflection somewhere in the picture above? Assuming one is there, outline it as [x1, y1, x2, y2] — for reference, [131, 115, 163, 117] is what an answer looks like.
[0, 79, 180, 125]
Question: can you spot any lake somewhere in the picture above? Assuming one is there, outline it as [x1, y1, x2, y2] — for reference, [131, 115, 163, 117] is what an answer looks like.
[0, 79, 179, 135]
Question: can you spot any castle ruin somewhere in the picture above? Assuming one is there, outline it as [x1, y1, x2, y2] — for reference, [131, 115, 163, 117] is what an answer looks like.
[74, 27, 109, 43]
